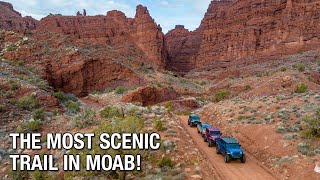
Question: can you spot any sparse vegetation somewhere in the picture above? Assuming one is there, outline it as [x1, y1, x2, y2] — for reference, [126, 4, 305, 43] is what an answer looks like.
[154, 118, 165, 131]
[115, 86, 126, 94]
[295, 83, 308, 93]
[53, 91, 68, 102]
[17, 95, 38, 110]
[65, 101, 80, 114]
[215, 89, 231, 102]
[71, 108, 96, 128]
[64, 116, 146, 179]
[9, 80, 20, 90]
[32, 108, 47, 121]
[25, 121, 42, 132]
[165, 102, 174, 112]
[302, 109, 320, 138]
[100, 106, 123, 119]
[176, 110, 191, 116]
[245, 85, 251, 90]
[7, 44, 18, 51]
[0, 105, 4, 112]
[158, 156, 174, 168]
[295, 63, 305, 72]
[280, 67, 287, 72]
[297, 143, 315, 157]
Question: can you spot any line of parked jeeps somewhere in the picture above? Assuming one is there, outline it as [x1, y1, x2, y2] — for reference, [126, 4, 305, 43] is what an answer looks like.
[188, 114, 246, 163]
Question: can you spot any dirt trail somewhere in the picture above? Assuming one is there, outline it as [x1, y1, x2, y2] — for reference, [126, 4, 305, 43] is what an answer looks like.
[179, 116, 277, 180]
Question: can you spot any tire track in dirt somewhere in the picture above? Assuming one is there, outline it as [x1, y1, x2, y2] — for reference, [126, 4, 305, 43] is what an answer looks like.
[178, 116, 277, 180]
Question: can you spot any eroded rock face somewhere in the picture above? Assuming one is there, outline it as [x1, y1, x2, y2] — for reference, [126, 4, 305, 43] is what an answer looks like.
[37, 5, 167, 69]
[122, 86, 179, 106]
[0, 1, 37, 32]
[166, 0, 320, 73]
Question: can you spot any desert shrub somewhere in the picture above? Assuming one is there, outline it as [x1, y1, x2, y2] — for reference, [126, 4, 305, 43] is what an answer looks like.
[154, 118, 165, 131]
[238, 116, 250, 121]
[296, 63, 305, 72]
[9, 80, 20, 90]
[25, 121, 42, 132]
[115, 86, 126, 94]
[215, 89, 231, 102]
[65, 101, 80, 114]
[53, 91, 68, 102]
[280, 67, 287, 72]
[158, 156, 174, 168]
[295, 83, 308, 93]
[0, 105, 4, 112]
[17, 95, 38, 110]
[7, 44, 17, 51]
[32, 108, 47, 121]
[71, 108, 96, 128]
[297, 143, 315, 157]
[175, 110, 191, 116]
[10, 162, 28, 180]
[165, 102, 174, 112]
[99, 106, 122, 119]
[302, 109, 320, 138]
[245, 85, 251, 90]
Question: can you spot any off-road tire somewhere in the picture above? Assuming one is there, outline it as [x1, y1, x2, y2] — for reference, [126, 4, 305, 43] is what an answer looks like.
[203, 136, 207, 142]
[216, 146, 221, 154]
[224, 154, 231, 163]
[208, 140, 213, 147]
[240, 154, 246, 163]
[197, 128, 200, 133]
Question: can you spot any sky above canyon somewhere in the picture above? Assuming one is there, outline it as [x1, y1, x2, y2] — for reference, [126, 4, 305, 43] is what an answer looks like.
[5, 0, 212, 33]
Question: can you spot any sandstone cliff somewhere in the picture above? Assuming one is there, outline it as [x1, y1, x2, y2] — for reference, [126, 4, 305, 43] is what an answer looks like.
[36, 5, 167, 69]
[0, 1, 37, 32]
[166, 0, 320, 73]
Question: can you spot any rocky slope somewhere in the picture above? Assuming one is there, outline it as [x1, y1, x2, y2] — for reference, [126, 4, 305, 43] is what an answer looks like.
[0, 1, 37, 32]
[166, 0, 320, 74]
[1, 4, 167, 96]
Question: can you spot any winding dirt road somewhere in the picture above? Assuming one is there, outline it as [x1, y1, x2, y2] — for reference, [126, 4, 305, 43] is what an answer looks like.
[179, 116, 277, 180]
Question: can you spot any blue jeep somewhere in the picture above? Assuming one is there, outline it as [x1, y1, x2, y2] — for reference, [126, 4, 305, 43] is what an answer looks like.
[188, 114, 201, 127]
[216, 137, 246, 163]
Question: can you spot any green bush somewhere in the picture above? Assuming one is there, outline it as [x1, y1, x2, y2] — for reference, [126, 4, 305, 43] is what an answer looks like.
[175, 111, 191, 116]
[280, 67, 287, 72]
[66, 101, 80, 113]
[302, 109, 320, 138]
[295, 83, 308, 93]
[32, 108, 47, 121]
[9, 80, 20, 90]
[53, 91, 68, 102]
[99, 106, 122, 119]
[17, 95, 38, 110]
[7, 44, 17, 51]
[296, 63, 305, 72]
[215, 89, 231, 102]
[26, 121, 42, 132]
[297, 143, 315, 157]
[71, 108, 96, 129]
[158, 156, 174, 168]
[115, 87, 126, 95]
[0, 105, 4, 112]
[154, 118, 165, 131]
[165, 102, 174, 112]
[245, 85, 251, 90]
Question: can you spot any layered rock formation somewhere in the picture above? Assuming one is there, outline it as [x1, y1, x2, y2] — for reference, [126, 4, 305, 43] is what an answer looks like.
[122, 86, 179, 106]
[166, 0, 320, 73]
[0, 1, 37, 32]
[37, 5, 167, 68]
